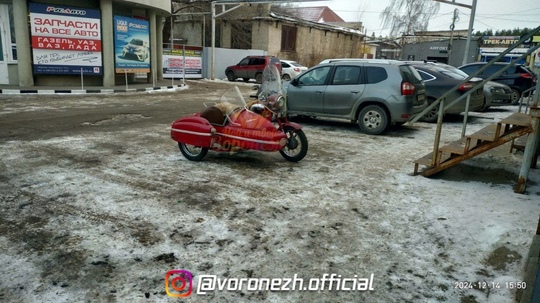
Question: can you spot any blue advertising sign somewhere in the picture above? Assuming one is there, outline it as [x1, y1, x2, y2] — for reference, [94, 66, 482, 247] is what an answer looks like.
[114, 16, 150, 73]
[29, 3, 102, 75]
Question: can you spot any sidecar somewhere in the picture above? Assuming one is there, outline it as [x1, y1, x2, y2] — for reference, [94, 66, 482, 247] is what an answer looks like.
[170, 87, 288, 161]
[171, 66, 307, 162]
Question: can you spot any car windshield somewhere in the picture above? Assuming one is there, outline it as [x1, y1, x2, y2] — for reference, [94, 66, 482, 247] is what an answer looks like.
[130, 39, 143, 46]
[440, 65, 470, 78]
[427, 65, 467, 80]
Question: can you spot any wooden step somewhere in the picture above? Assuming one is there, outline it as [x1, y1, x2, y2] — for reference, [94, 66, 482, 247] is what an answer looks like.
[468, 124, 502, 142]
[413, 152, 452, 166]
[511, 135, 529, 152]
[414, 152, 437, 166]
[439, 137, 472, 155]
[499, 112, 531, 127]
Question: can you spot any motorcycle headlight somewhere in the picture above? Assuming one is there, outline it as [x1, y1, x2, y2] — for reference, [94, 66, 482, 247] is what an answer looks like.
[277, 96, 285, 108]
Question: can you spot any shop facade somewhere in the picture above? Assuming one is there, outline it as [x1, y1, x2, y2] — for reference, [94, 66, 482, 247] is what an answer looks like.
[0, 0, 170, 87]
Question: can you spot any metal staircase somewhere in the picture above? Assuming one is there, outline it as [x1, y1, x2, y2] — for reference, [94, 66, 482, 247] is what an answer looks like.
[409, 26, 540, 193]
[413, 112, 534, 176]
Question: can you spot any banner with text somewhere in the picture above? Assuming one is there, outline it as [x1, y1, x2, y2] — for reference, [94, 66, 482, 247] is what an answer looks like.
[29, 3, 102, 75]
[114, 16, 150, 73]
[163, 47, 203, 79]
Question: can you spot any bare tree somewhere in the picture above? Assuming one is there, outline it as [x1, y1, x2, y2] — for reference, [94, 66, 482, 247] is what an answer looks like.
[380, 0, 440, 37]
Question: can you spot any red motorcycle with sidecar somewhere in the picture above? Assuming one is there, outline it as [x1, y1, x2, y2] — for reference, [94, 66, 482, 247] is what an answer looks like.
[170, 65, 308, 162]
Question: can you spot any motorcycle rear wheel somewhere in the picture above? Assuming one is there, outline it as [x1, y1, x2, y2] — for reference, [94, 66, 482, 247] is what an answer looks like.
[178, 143, 208, 161]
[279, 127, 308, 162]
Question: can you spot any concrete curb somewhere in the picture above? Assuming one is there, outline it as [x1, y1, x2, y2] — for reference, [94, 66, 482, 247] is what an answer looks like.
[0, 84, 186, 95]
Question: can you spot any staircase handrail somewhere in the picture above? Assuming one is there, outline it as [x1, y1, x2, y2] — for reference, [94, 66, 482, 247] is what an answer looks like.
[409, 25, 540, 125]
[409, 26, 540, 167]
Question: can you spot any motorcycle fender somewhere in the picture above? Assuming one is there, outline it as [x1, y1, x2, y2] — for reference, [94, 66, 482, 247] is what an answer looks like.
[281, 121, 302, 131]
[170, 116, 214, 147]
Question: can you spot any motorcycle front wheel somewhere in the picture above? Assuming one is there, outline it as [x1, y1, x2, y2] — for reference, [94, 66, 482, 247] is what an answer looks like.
[178, 143, 208, 161]
[279, 127, 308, 162]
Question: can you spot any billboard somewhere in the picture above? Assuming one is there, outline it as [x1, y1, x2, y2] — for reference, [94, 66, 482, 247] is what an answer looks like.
[29, 3, 102, 75]
[163, 47, 203, 79]
[114, 16, 150, 73]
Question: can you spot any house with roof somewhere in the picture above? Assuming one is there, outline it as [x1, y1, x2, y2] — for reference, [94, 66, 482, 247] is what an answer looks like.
[281, 6, 345, 23]
[172, 4, 371, 68]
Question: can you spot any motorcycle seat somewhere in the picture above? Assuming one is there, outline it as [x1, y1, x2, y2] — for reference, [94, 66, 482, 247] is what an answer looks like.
[200, 106, 226, 125]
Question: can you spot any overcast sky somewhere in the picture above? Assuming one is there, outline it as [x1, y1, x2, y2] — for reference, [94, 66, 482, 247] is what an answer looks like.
[300, 0, 540, 37]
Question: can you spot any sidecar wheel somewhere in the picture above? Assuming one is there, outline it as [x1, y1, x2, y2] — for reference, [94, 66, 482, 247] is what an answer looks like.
[178, 143, 208, 161]
[279, 128, 308, 162]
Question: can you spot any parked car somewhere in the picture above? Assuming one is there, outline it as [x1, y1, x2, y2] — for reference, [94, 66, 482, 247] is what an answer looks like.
[122, 38, 149, 62]
[408, 61, 484, 122]
[280, 60, 308, 81]
[431, 63, 513, 110]
[283, 59, 427, 135]
[225, 56, 282, 83]
[319, 58, 368, 64]
[458, 62, 536, 104]
[482, 81, 513, 110]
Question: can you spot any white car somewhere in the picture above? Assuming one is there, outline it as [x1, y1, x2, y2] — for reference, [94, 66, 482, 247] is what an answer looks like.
[122, 38, 149, 62]
[280, 60, 308, 81]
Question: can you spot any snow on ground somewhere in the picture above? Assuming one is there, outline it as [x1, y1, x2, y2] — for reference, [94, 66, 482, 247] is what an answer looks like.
[0, 86, 539, 303]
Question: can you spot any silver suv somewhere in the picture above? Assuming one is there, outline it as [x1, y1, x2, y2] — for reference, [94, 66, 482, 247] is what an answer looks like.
[285, 59, 427, 135]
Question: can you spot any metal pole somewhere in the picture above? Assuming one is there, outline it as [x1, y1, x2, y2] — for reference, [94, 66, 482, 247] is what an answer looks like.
[183, 44, 186, 85]
[171, 18, 174, 86]
[211, 2, 216, 80]
[431, 99, 445, 166]
[515, 107, 540, 193]
[462, 0, 477, 66]
[80, 68, 84, 90]
[461, 94, 471, 137]
[515, 73, 540, 193]
[170, 15, 173, 47]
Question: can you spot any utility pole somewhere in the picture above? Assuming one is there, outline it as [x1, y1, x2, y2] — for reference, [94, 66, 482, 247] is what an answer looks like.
[462, 0, 477, 65]
[447, 9, 458, 65]
[433, 0, 477, 65]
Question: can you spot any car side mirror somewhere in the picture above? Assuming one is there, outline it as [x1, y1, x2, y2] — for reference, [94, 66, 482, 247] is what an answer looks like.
[290, 78, 299, 86]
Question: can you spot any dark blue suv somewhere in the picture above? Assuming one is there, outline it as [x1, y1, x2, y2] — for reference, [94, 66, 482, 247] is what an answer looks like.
[458, 62, 536, 104]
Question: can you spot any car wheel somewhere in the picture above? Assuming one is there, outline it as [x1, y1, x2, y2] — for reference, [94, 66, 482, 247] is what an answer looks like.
[357, 105, 388, 135]
[420, 98, 439, 123]
[510, 88, 521, 105]
[282, 74, 291, 81]
[255, 73, 263, 84]
[178, 143, 208, 161]
[226, 71, 236, 82]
